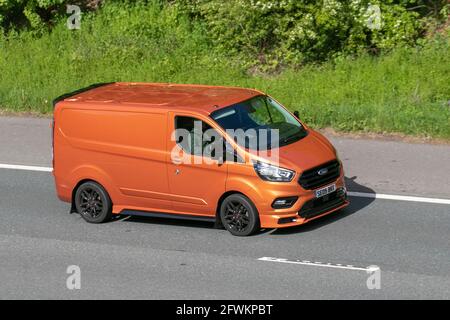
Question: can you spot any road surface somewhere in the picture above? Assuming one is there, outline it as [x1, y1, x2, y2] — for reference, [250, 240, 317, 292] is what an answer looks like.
[0, 116, 449, 299]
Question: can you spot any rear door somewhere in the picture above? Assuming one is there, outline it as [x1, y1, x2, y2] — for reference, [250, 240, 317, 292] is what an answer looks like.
[166, 112, 228, 216]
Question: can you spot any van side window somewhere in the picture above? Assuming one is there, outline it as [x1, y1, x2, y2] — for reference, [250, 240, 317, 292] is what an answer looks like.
[175, 116, 221, 158]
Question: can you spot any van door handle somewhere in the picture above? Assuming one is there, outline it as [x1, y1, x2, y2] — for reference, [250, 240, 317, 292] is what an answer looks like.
[172, 156, 182, 164]
[175, 169, 181, 175]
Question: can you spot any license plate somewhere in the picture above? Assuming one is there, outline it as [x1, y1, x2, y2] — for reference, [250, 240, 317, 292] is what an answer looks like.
[315, 184, 336, 198]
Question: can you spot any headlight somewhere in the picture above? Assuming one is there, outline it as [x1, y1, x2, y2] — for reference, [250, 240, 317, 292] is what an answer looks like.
[253, 161, 295, 182]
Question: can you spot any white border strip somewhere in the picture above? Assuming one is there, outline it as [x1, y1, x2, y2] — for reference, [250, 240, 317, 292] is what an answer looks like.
[258, 257, 374, 272]
[348, 191, 450, 205]
[0, 163, 52, 172]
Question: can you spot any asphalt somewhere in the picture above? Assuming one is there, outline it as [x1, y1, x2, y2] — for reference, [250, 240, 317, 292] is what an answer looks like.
[0, 116, 449, 299]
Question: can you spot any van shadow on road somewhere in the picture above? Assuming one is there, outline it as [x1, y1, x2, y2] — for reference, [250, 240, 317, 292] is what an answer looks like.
[271, 176, 375, 235]
[117, 176, 376, 235]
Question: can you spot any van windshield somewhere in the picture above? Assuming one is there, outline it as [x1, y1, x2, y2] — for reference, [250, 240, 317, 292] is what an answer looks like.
[210, 95, 307, 150]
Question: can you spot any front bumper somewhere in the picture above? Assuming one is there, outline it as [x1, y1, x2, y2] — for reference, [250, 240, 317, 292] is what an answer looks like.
[258, 171, 349, 229]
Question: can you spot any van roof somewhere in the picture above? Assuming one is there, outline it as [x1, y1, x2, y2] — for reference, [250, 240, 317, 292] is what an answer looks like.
[54, 82, 263, 115]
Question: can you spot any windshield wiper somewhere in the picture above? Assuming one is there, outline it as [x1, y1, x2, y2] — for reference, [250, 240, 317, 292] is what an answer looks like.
[280, 130, 307, 146]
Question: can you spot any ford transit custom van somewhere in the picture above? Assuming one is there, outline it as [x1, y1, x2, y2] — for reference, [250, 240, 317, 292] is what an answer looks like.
[53, 82, 348, 236]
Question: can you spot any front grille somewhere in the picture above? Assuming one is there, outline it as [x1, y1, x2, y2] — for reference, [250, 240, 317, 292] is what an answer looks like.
[298, 190, 346, 219]
[298, 160, 340, 190]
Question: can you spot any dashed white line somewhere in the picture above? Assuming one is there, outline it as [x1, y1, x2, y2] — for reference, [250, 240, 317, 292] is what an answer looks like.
[0, 162, 449, 205]
[258, 257, 372, 272]
[0, 163, 52, 172]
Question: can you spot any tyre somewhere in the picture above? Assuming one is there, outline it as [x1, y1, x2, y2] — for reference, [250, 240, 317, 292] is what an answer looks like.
[74, 181, 112, 223]
[220, 194, 260, 236]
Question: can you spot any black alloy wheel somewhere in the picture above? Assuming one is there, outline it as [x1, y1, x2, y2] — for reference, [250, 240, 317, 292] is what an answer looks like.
[220, 194, 260, 236]
[75, 181, 112, 223]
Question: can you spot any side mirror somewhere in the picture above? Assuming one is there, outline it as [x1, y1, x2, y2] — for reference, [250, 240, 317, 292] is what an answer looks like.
[294, 111, 300, 118]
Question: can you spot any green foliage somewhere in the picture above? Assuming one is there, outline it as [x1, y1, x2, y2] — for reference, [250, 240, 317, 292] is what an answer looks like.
[0, 1, 449, 138]
[0, 0, 98, 33]
[176, 0, 448, 70]
[1, 0, 448, 69]
[0, 1, 228, 112]
[0, 1, 449, 139]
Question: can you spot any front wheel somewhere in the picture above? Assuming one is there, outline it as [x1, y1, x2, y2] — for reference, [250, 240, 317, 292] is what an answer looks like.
[220, 194, 260, 236]
[74, 181, 112, 223]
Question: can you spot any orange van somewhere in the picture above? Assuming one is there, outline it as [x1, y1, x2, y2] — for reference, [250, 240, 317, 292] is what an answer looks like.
[53, 82, 349, 236]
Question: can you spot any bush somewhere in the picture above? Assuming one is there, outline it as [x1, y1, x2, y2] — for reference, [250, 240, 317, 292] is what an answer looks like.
[0, 1, 449, 138]
[0, 1, 233, 112]
[0, 0, 100, 32]
[1, 1, 448, 70]
[177, 0, 448, 70]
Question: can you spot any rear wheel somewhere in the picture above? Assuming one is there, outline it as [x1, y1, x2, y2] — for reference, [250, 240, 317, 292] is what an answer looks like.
[74, 181, 112, 223]
[220, 194, 260, 236]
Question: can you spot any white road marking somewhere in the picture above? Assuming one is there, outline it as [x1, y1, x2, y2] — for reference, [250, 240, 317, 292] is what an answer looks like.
[0, 162, 449, 205]
[348, 191, 450, 205]
[258, 257, 371, 271]
[0, 163, 52, 172]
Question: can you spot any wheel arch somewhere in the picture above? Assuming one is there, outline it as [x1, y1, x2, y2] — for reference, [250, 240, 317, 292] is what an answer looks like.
[70, 178, 101, 213]
[68, 164, 117, 213]
[214, 190, 249, 228]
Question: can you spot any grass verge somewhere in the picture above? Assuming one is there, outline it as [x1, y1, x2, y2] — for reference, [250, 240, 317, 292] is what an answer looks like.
[0, 2, 449, 139]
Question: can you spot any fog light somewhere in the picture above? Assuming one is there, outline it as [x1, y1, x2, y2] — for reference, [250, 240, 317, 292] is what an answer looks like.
[278, 217, 298, 224]
[337, 187, 347, 199]
[272, 196, 298, 209]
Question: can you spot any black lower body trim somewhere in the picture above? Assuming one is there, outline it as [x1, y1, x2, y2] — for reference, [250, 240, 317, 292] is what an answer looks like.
[120, 209, 216, 223]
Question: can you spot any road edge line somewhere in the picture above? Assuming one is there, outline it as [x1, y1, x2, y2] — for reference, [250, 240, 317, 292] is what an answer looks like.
[0, 163, 53, 172]
[348, 191, 450, 205]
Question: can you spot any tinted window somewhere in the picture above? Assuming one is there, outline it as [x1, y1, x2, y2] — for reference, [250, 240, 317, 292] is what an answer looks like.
[175, 116, 221, 158]
[210, 96, 307, 150]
